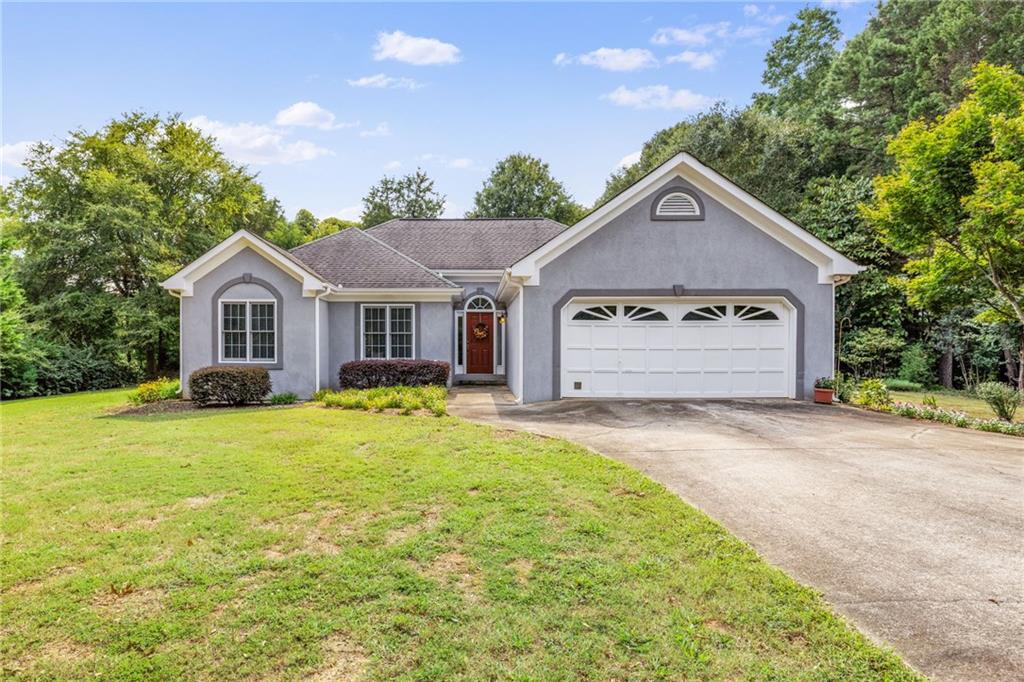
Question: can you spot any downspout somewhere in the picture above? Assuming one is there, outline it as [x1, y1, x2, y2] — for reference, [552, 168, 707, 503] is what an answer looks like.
[169, 291, 183, 391]
[313, 286, 331, 392]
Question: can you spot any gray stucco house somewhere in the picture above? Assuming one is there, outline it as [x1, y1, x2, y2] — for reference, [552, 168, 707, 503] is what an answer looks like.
[162, 153, 862, 403]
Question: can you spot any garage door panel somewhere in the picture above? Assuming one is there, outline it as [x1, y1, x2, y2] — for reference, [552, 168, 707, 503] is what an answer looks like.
[562, 299, 792, 398]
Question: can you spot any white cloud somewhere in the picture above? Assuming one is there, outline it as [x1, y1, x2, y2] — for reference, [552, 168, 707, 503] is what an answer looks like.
[666, 50, 717, 70]
[359, 122, 391, 138]
[651, 27, 711, 47]
[384, 160, 403, 170]
[743, 4, 760, 17]
[553, 52, 571, 66]
[188, 116, 332, 165]
[603, 85, 713, 111]
[333, 204, 362, 221]
[573, 47, 658, 72]
[347, 73, 423, 90]
[651, 21, 768, 47]
[373, 30, 461, 66]
[1, 140, 35, 167]
[273, 101, 355, 130]
[618, 151, 642, 168]
[417, 153, 474, 169]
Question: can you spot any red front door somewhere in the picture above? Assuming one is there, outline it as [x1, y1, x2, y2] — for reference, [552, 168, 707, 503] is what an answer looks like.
[466, 312, 494, 374]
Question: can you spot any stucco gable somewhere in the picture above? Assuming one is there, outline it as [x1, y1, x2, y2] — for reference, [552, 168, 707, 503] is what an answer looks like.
[509, 152, 863, 286]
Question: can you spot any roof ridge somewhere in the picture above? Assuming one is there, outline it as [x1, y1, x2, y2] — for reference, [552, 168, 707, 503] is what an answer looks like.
[355, 229, 459, 289]
[290, 225, 358, 253]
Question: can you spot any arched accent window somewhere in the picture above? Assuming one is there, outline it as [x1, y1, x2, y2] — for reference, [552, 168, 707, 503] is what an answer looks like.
[572, 305, 617, 321]
[682, 305, 728, 321]
[734, 305, 779, 321]
[652, 189, 704, 220]
[623, 305, 668, 322]
[465, 295, 495, 311]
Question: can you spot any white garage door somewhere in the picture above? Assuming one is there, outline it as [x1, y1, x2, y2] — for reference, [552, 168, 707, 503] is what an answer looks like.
[561, 299, 794, 398]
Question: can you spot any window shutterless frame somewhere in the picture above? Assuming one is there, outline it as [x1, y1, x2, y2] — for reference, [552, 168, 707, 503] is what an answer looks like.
[218, 299, 277, 363]
[359, 304, 416, 360]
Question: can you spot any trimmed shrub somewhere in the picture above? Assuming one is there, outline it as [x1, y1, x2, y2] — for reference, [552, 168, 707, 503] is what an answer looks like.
[853, 378, 892, 409]
[269, 392, 299, 405]
[975, 381, 1021, 422]
[884, 378, 923, 392]
[128, 378, 180, 405]
[339, 360, 450, 390]
[317, 385, 447, 416]
[189, 365, 271, 407]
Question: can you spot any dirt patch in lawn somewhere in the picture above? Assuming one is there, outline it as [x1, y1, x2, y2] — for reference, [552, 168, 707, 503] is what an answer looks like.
[6, 638, 96, 674]
[4, 565, 80, 596]
[421, 550, 481, 603]
[307, 632, 369, 681]
[508, 558, 534, 586]
[385, 506, 443, 544]
[92, 585, 166, 618]
[261, 507, 357, 559]
[106, 400, 199, 416]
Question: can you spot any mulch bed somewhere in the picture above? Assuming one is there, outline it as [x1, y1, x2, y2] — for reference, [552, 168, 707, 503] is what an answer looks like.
[106, 400, 200, 416]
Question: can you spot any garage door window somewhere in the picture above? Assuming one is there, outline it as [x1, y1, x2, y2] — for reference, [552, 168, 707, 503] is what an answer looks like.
[734, 305, 778, 321]
[572, 305, 617, 321]
[682, 305, 727, 321]
[624, 305, 668, 322]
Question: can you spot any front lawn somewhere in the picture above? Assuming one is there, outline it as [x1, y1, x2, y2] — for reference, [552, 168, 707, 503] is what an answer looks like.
[1, 391, 919, 680]
[891, 389, 1022, 422]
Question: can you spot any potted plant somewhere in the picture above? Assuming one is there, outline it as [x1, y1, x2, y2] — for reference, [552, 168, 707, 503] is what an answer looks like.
[814, 377, 836, 404]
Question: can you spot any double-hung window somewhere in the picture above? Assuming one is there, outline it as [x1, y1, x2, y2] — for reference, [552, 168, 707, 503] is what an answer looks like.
[220, 300, 276, 363]
[361, 305, 414, 359]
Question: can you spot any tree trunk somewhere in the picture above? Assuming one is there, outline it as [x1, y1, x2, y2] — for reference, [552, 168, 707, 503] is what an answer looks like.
[1003, 342, 1020, 388]
[146, 347, 157, 378]
[939, 348, 954, 389]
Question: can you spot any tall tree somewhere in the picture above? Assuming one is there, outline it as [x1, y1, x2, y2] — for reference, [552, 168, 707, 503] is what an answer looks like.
[307, 217, 359, 241]
[468, 153, 583, 224]
[360, 169, 445, 227]
[597, 105, 821, 216]
[8, 112, 285, 375]
[863, 62, 1024, 387]
[267, 208, 320, 249]
[826, 0, 1024, 174]
[756, 7, 842, 119]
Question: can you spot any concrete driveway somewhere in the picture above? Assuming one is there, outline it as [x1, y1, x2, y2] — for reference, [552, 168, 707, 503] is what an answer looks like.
[449, 388, 1024, 681]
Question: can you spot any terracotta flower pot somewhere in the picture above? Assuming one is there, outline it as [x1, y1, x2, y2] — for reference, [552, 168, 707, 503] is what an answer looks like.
[813, 387, 835, 404]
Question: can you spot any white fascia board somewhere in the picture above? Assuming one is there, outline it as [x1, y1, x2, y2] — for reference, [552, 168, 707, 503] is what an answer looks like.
[437, 269, 505, 282]
[323, 288, 462, 303]
[161, 230, 327, 297]
[509, 152, 864, 285]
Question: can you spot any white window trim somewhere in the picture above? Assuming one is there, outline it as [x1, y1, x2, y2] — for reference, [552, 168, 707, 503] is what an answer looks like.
[218, 298, 277, 364]
[360, 304, 416, 360]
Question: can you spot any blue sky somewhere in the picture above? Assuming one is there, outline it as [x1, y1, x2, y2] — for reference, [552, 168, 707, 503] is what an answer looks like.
[2, 2, 874, 221]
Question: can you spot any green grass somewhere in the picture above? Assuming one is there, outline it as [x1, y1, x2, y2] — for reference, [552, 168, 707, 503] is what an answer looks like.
[1, 390, 920, 681]
[315, 385, 447, 416]
[891, 389, 1022, 422]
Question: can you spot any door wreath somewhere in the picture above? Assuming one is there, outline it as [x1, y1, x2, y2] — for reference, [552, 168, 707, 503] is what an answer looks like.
[472, 322, 489, 340]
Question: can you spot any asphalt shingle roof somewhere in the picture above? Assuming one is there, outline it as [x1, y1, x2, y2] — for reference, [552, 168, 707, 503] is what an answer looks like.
[366, 218, 569, 270]
[290, 228, 456, 289]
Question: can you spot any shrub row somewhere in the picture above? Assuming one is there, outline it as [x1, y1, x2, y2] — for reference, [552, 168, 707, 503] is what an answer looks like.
[889, 401, 1023, 437]
[339, 360, 450, 390]
[189, 365, 272, 406]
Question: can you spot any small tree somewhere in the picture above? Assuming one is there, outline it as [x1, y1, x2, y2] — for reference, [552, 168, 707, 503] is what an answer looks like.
[468, 153, 583, 224]
[360, 169, 445, 227]
[843, 327, 906, 378]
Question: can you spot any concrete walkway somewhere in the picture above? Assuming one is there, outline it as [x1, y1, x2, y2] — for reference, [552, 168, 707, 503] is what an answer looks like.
[448, 387, 1024, 681]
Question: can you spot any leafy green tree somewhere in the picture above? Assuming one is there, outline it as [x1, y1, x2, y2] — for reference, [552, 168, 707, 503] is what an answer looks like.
[843, 327, 906, 378]
[826, 0, 1024, 174]
[797, 176, 909, 334]
[864, 62, 1024, 387]
[267, 208, 320, 249]
[468, 153, 584, 224]
[0, 203, 39, 398]
[307, 217, 359, 241]
[360, 169, 445, 227]
[756, 7, 842, 119]
[598, 105, 820, 216]
[7, 112, 284, 376]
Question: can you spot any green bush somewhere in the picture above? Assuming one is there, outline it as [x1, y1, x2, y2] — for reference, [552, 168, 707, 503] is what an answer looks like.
[896, 342, 934, 385]
[128, 378, 180, 405]
[27, 342, 139, 397]
[975, 382, 1021, 422]
[853, 378, 892, 408]
[269, 392, 299, 405]
[189, 365, 272, 407]
[834, 374, 855, 404]
[842, 327, 905, 378]
[315, 385, 446, 416]
[884, 378, 923, 392]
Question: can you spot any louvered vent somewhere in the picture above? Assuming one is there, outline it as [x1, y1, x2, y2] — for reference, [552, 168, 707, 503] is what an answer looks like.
[655, 192, 700, 218]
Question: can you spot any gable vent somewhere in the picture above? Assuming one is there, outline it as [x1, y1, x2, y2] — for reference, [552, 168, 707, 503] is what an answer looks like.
[655, 191, 701, 218]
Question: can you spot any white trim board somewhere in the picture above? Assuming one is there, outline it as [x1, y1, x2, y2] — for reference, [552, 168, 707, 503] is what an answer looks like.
[162, 230, 327, 297]
[509, 152, 864, 286]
